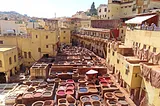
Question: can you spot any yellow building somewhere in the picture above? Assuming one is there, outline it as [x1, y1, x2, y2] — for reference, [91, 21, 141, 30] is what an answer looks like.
[107, 0, 135, 19]
[72, 28, 109, 58]
[0, 19, 60, 67]
[59, 27, 71, 45]
[80, 19, 91, 28]
[106, 17, 160, 105]
[124, 29, 160, 106]
[0, 46, 21, 82]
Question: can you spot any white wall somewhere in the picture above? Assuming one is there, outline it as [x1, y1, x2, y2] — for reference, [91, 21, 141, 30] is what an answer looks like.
[0, 20, 27, 35]
[98, 5, 108, 19]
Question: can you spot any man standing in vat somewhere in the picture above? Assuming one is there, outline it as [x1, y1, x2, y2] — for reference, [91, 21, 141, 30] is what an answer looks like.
[86, 70, 99, 85]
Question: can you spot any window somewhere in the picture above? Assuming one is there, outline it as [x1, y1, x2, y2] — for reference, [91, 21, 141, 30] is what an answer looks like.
[9, 57, 12, 65]
[125, 69, 129, 75]
[28, 52, 31, 58]
[136, 42, 138, 46]
[108, 10, 110, 12]
[0, 40, 3, 44]
[63, 37, 66, 39]
[108, 49, 110, 53]
[135, 73, 138, 77]
[139, 43, 141, 47]
[125, 6, 127, 8]
[153, 47, 156, 52]
[121, 30, 123, 34]
[99, 9, 101, 13]
[117, 59, 119, 64]
[112, 51, 115, 56]
[38, 48, 41, 52]
[0, 60, 2, 67]
[46, 35, 48, 39]
[108, 17, 110, 19]
[46, 45, 49, 48]
[64, 31, 66, 33]
[24, 52, 27, 58]
[104, 8, 107, 12]
[14, 55, 16, 62]
[148, 46, 150, 49]
[36, 35, 38, 38]
[133, 42, 135, 46]
[143, 45, 146, 49]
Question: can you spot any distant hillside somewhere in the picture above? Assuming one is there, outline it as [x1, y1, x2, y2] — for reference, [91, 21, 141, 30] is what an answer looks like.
[0, 11, 33, 21]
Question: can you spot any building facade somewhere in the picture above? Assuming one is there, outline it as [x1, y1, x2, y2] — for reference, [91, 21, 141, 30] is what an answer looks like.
[0, 46, 21, 83]
[97, 4, 108, 19]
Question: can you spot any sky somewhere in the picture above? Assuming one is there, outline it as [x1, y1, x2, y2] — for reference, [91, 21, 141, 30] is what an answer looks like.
[0, 0, 107, 18]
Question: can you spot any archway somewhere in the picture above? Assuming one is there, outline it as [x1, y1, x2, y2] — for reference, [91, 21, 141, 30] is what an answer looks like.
[0, 72, 6, 83]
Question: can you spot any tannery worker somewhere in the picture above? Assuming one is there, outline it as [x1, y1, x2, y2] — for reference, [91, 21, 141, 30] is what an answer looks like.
[86, 69, 99, 85]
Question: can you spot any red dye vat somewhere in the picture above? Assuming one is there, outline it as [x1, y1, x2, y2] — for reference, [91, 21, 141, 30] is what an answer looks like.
[57, 90, 65, 96]
[66, 79, 74, 84]
[34, 92, 42, 98]
[101, 82, 108, 86]
[66, 84, 74, 90]
[100, 79, 107, 83]
[105, 77, 111, 80]
[66, 89, 74, 95]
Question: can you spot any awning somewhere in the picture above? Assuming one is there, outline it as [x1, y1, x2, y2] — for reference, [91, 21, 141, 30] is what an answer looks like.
[86, 69, 98, 74]
[125, 15, 156, 24]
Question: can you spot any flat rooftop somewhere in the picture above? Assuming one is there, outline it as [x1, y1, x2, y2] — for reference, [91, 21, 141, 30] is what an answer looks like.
[82, 28, 110, 32]
[0, 46, 16, 52]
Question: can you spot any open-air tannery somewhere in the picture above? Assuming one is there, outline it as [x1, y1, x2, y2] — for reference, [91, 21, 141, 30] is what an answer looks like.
[1, 46, 136, 106]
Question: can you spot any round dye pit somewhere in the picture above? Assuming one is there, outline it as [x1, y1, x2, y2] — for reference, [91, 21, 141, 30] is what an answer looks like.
[88, 87, 97, 93]
[66, 89, 74, 95]
[34, 92, 42, 98]
[79, 83, 86, 87]
[66, 79, 74, 84]
[23, 93, 33, 99]
[43, 92, 52, 97]
[68, 103, 75, 106]
[81, 96, 90, 102]
[118, 100, 129, 106]
[104, 92, 114, 100]
[114, 92, 125, 99]
[44, 100, 54, 106]
[101, 82, 108, 86]
[59, 99, 66, 104]
[93, 101, 101, 106]
[32, 101, 44, 106]
[79, 87, 88, 93]
[110, 84, 117, 88]
[66, 84, 74, 90]
[83, 102, 92, 106]
[78, 79, 86, 84]
[59, 104, 67, 106]
[102, 86, 109, 89]
[27, 87, 35, 92]
[46, 87, 53, 91]
[91, 95, 100, 101]
[39, 82, 47, 88]
[87, 83, 95, 87]
[108, 99, 117, 105]
[57, 90, 65, 96]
